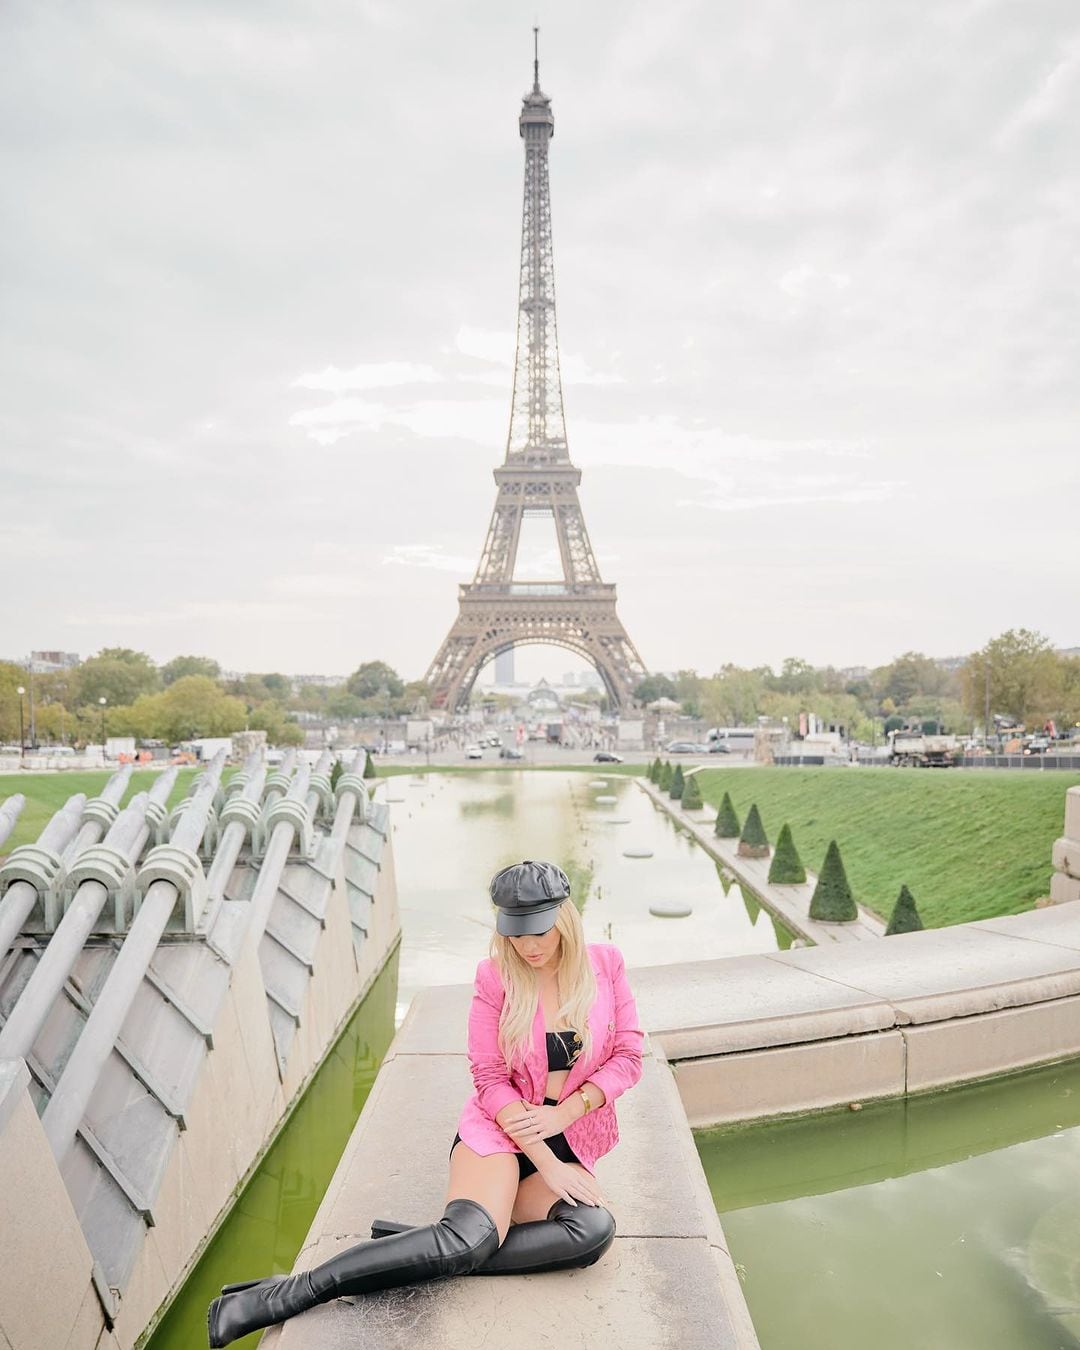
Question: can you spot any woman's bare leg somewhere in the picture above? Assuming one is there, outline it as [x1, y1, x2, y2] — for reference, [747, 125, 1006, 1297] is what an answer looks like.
[510, 1162, 597, 1224]
[445, 1141, 519, 1244]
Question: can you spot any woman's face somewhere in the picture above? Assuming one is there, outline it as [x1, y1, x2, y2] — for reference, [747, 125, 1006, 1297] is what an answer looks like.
[509, 922, 561, 971]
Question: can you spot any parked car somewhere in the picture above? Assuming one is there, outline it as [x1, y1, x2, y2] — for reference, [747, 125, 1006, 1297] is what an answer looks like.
[593, 751, 623, 763]
[499, 745, 524, 760]
[464, 744, 484, 760]
[665, 740, 708, 754]
[707, 742, 732, 754]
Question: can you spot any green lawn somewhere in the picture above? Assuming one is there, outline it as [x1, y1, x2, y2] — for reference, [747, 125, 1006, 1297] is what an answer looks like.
[691, 766, 1079, 927]
[0, 769, 199, 852]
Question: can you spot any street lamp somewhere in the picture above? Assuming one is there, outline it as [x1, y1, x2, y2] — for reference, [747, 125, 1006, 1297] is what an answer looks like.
[16, 686, 25, 756]
[98, 696, 107, 757]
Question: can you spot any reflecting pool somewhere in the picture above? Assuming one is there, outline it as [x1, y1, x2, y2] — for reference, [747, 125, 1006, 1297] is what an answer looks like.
[385, 769, 792, 1021]
[697, 1055, 1080, 1350]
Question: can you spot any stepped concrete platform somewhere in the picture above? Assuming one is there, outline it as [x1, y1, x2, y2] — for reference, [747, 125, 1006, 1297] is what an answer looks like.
[262, 981, 759, 1350]
[640, 779, 885, 941]
[632, 899, 1080, 1125]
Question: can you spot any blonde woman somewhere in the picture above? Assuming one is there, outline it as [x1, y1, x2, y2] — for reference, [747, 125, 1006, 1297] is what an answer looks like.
[208, 860, 644, 1348]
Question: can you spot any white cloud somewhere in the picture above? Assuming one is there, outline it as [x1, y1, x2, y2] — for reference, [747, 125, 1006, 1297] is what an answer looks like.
[291, 362, 444, 393]
[381, 544, 478, 573]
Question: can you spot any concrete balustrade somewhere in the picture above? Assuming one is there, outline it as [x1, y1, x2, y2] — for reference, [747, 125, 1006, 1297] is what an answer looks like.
[61, 765, 134, 866]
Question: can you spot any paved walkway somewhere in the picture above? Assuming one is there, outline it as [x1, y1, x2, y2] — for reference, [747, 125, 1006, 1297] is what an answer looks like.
[639, 778, 886, 942]
[261, 981, 759, 1350]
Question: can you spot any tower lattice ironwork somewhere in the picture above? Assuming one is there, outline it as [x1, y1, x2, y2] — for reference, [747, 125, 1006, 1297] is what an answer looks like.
[425, 36, 648, 712]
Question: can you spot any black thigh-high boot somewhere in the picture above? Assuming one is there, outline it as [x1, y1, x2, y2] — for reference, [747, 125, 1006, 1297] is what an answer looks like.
[368, 1198, 616, 1275]
[207, 1197, 498, 1348]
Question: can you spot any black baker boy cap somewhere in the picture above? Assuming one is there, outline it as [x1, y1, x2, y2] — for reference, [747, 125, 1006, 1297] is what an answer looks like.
[489, 860, 571, 936]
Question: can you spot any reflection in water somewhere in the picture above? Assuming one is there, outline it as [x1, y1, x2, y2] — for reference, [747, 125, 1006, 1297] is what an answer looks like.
[146, 948, 399, 1350]
[697, 1056, 1080, 1350]
[390, 770, 791, 1020]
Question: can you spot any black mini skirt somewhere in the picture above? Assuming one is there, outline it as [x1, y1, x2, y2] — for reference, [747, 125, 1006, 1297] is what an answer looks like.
[450, 1096, 582, 1180]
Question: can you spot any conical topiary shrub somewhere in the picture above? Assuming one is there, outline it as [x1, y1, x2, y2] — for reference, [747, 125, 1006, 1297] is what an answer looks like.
[681, 772, 704, 810]
[714, 791, 740, 838]
[808, 840, 858, 921]
[658, 760, 673, 792]
[768, 823, 806, 884]
[737, 803, 769, 858]
[668, 764, 685, 800]
[363, 750, 376, 779]
[649, 756, 662, 783]
[329, 758, 344, 792]
[885, 883, 924, 935]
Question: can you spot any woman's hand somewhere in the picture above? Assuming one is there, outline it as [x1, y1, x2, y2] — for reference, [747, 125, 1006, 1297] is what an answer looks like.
[538, 1157, 606, 1208]
[502, 1100, 565, 1145]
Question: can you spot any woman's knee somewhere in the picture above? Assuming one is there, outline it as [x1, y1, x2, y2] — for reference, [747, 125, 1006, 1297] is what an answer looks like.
[550, 1199, 616, 1254]
[445, 1143, 518, 1244]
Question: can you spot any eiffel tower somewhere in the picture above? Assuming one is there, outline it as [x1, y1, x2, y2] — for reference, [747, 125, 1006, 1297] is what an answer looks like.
[425, 35, 648, 712]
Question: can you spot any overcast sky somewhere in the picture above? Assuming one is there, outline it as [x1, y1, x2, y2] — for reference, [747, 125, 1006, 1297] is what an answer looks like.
[2, 0, 1077, 683]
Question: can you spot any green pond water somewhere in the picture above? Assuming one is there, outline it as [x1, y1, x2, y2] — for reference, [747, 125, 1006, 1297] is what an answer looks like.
[145, 949, 398, 1350]
[697, 1055, 1080, 1350]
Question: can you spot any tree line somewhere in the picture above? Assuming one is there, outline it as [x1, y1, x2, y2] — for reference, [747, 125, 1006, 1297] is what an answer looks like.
[0, 652, 426, 749]
[634, 629, 1080, 739]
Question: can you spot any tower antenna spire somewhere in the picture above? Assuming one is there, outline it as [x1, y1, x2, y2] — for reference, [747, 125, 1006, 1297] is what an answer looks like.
[533, 25, 540, 91]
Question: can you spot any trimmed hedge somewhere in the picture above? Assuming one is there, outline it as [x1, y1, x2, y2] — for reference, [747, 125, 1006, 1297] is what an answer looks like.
[681, 773, 704, 810]
[885, 883, 924, 935]
[713, 791, 741, 838]
[669, 764, 685, 800]
[809, 840, 857, 921]
[329, 759, 344, 792]
[363, 750, 376, 779]
[659, 761, 673, 791]
[737, 802, 770, 858]
[649, 757, 662, 783]
[768, 822, 806, 884]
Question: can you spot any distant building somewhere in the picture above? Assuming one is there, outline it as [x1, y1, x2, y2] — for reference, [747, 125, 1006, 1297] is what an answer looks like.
[290, 674, 348, 690]
[29, 651, 80, 673]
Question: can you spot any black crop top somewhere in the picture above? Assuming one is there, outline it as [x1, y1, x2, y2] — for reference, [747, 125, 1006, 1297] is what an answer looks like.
[545, 1028, 581, 1070]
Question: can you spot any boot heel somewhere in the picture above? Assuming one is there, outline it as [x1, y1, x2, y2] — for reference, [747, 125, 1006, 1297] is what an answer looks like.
[371, 1219, 412, 1239]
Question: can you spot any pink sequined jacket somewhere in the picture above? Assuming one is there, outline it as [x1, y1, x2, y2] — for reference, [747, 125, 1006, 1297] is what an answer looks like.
[454, 942, 644, 1176]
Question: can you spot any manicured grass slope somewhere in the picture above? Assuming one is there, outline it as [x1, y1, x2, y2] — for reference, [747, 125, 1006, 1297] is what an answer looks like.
[696, 767, 1078, 927]
[0, 769, 199, 852]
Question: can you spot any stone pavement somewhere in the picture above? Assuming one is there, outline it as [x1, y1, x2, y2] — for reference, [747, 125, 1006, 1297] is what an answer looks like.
[261, 980, 759, 1350]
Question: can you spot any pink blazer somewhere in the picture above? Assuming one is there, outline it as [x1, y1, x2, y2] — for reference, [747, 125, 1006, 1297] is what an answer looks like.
[454, 942, 644, 1175]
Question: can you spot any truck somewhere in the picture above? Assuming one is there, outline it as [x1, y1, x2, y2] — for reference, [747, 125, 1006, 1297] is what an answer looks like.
[887, 730, 962, 768]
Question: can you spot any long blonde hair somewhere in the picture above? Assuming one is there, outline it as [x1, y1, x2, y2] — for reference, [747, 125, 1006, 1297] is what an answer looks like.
[490, 898, 596, 1073]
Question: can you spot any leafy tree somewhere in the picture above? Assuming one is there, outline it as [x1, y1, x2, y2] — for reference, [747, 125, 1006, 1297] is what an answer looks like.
[768, 823, 806, 883]
[347, 661, 405, 701]
[961, 629, 1064, 727]
[326, 690, 366, 721]
[672, 670, 704, 718]
[161, 655, 221, 686]
[808, 841, 858, 921]
[713, 791, 740, 838]
[885, 884, 924, 935]
[668, 763, 685, 800]
[633, 674, 677, 703]
[769, 657, 819, 696]
[737, 803, 770, 858]
[78, 648, 160, 707]
[262, 673, 291, 697]
[680, 773, 704, 810]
